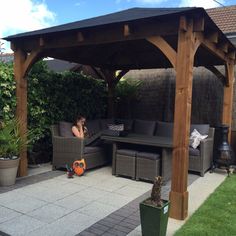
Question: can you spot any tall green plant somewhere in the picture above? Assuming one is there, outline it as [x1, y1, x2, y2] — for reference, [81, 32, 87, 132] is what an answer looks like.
[0, 118, 29, 159]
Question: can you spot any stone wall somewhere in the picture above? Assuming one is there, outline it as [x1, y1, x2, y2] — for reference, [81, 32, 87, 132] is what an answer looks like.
[119, 67, 233, 128]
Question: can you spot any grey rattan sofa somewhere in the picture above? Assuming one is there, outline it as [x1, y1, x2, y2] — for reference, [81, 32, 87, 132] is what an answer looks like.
[51, 119, 113, 170]
[156, 121, 215, 177]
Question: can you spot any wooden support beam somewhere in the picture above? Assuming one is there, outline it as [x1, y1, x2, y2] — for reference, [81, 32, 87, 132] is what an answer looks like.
[124, 24, 131, 37]
[12, 46, 42, 177]
[147, 36, 177, 69]
[205, 65, 227, 85]
[39, 37, 44, 47]
[218, 42, 229, 53]
[179, 16, 187, 32]
[206, 31, 218, 43]
[227, 51, 236, 60]
[14, 48, 28, 177]
[77, 32, 84, 42]
[170, 18, 195, 220]
[222, 62, 235, 142]
[193, 17, 205, 32]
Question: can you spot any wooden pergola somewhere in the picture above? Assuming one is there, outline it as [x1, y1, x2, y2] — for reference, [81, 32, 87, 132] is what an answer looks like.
[4, 7, 236, 220]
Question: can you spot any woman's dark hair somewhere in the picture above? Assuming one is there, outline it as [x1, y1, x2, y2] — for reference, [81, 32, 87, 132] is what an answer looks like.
[73, 114, 85, 126]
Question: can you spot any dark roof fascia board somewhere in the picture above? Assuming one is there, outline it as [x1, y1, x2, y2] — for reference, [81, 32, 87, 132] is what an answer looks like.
[3, 7, 198, 41]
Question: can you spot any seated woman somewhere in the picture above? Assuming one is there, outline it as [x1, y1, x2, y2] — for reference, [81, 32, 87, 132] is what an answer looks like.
[72, 115, 88, 138]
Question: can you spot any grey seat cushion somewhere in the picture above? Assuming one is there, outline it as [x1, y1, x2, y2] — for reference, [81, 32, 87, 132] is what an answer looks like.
[59, 121, 73, 137]
[84, 146, 102, 154]
[100, 119, 114, 130]
[134, 119, 156, 135]
[189, 147, 200, 156]
[137, 152, 160, 160]
[155, 121, 173, 137]
[116, 119, 134, 131]
[117, 149, 137, 157]
[190, 124, 209, 135]
[86, 120, 101, 136]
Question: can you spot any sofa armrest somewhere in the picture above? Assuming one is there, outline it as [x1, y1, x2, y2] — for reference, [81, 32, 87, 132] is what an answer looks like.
[199, 137, 214, 168]
[52, 136, 84, 156]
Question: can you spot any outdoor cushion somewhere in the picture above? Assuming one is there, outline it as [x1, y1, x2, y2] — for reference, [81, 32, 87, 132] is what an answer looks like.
[155, 121, 173, 137]
[190, 124, 209, 135]
[115, 119, 134, 131]
[189, 129, 208, 149]
[100, 119, 114, 130]
[117, 149, 137, 157]
[137, 152, 160, 160]
[84, 146, 102, 154]
[86, 120, 101, 136]
[133, 119, 156, 135]
[189, 147, 200, 156]
[59, 121, 73, 137]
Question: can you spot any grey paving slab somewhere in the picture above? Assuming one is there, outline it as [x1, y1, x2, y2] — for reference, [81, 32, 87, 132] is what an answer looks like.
[78, 202, 117, 219]
[26, 203, 73, 223]
[54, 192, 93, 210]
[0, 215, 45, 236]
[0, 206, 22, 224]
[2, 195, 48, 214]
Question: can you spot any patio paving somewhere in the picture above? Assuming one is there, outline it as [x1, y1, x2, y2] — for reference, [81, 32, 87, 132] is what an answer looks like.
[0, 164, 226, 236]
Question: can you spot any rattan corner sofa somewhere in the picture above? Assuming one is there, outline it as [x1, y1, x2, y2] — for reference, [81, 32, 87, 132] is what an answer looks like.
[51, 119, 113, 170]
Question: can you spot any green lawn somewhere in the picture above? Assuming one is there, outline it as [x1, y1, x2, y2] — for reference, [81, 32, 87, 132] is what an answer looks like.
[175, 174, 236, 236]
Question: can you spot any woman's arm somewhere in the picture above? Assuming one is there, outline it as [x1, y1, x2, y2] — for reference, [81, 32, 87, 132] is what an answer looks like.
[72, 126, 84, 138]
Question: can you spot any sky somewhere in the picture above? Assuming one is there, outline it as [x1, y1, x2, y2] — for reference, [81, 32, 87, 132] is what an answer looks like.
[0, 0, 236, 52]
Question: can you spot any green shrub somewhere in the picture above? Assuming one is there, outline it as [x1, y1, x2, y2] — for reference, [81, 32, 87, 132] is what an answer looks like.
[0, 60, 107, 160]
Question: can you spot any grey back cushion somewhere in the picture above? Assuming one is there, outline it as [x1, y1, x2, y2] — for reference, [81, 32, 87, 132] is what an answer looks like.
[134, 119, 156, 135]
[190, 124, 209, 135]
[116, 119, 134, 131]
[155, 121, 173, 137]
[100, 119, 114, 130]
[59, 121, 73, 137]
[86, 120, 101, 136]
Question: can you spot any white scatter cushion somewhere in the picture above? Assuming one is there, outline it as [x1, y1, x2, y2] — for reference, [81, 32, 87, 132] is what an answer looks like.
[189, 129, 208, 149]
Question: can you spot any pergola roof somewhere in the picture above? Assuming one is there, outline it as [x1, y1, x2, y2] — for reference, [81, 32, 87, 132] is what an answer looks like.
[3, 7, 236, 70]
[4, 7, 198, 39]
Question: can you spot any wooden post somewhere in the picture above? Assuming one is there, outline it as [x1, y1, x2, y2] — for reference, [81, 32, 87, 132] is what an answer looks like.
[14, 48, 28, 176]
[222, 61, 235, 142]
[169, 17, 195, 220]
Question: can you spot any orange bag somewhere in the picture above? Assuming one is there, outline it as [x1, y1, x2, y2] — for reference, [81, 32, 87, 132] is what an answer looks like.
[72, 159, 86, 176]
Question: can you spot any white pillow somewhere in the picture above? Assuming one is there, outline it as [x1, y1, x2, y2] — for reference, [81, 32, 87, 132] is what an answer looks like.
[189, 129, 208, 149]
[108, 124, 124, 131]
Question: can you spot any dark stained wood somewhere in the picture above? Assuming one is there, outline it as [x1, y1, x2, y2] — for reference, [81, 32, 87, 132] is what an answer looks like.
[170, 16, 195, 220]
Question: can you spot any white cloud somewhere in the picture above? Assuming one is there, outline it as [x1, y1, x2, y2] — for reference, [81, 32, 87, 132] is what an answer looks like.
[0, 0, 56, 39]
[179, 0, 225, 8]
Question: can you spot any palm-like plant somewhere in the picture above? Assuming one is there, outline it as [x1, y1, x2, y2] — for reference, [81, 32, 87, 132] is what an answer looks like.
[0, 118, 29, 159]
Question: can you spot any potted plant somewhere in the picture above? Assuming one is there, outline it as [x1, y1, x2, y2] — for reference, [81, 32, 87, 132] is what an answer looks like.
[140, 176, 170, 236]
[0, 118, 29, 186]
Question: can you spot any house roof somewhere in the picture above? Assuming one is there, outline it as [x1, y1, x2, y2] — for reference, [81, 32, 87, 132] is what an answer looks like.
[4, 7, 197, 40]
[207, 5, 236, 34]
